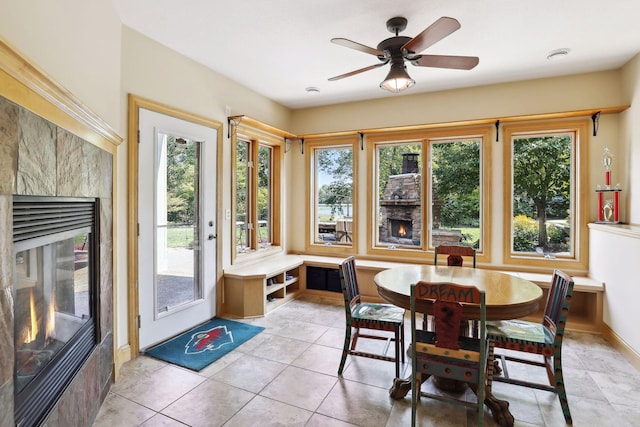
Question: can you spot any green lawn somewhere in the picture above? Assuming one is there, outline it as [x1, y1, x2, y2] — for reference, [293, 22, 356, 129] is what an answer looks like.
[166, 226, 194, 248]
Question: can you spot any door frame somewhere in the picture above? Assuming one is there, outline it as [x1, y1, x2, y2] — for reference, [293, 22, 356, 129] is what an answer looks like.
[127, 94, 223, 358]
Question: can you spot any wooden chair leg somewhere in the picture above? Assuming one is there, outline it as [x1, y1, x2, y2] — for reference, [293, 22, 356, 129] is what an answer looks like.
[553, 352, 572, 424]
[394, 329, 400, 378]
[338, 325, 352, 375]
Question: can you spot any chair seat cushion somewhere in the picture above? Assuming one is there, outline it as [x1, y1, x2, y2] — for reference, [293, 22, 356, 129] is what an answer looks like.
[352, 303, 404, 324]
[487, 319, 554, 345]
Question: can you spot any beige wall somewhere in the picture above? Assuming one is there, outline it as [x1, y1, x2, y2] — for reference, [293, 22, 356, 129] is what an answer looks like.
[0, 0, 122, 129]
[290, 70, 623, 135]
[588, 52, 640, 359]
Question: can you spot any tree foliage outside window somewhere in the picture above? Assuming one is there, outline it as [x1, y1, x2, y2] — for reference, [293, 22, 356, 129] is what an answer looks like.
[257, 145, 272, 245]
[376, 144, 421, 201]
[431, 140, 481, 248]
[512, 134, 571, 254]
[234, 135, 278, 256]
[235, 140, 250, 250]
[166, 136, 196, 225]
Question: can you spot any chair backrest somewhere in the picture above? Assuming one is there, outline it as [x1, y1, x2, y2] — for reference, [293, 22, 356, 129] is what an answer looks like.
[338, 256, 361, 316]
[411, 281, 486, 350]
[434, 244, 477, 268]
[542, 269, 575, 340]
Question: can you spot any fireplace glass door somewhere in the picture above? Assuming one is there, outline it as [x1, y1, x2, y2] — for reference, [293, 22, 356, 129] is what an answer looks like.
[14, 229, 92, 393]
[12, 196, 99, 427]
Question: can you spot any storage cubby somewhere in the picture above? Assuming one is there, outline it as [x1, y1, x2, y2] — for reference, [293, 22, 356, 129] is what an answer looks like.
[223, 255, 303, 317]
[305, 266, 341, 293]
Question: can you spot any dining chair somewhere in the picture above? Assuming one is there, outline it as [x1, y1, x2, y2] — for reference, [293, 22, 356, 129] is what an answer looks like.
[487, 269, 575, 424]
[430, 244, 477, 332]
[410, 280, 494, 427]
[337, 256, 405, 378]
[434, 244, 477, 267]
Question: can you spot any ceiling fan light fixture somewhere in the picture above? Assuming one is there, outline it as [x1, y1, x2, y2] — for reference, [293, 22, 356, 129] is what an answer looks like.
[380, 60, 415, 93]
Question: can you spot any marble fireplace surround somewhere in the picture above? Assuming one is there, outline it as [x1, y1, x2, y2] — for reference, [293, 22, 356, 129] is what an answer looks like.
[0, 93, 115, 426]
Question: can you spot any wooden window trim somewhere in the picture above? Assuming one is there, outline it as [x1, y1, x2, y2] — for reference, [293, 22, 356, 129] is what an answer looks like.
[365, 126, 492, 264]
[502, 119, 589, 272]
[304, 136, 358, 256]
[231, 124, 283, 263]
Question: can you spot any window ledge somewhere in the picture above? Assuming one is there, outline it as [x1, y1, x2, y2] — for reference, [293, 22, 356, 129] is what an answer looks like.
[588, 222, 640, 239]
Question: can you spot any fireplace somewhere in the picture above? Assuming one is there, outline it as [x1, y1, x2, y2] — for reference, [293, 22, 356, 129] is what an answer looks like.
[390, 219, 413, 239]
[12, 196, 100, 427]
[379, 154, 422, 246]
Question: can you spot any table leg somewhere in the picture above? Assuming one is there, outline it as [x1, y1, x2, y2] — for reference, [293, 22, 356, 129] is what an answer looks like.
[389, 377, 412, 399]
[390, 379, 515, 427]
[484, 392, 514, 426]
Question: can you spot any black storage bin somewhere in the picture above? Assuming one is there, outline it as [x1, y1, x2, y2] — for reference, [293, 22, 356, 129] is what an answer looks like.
[306, 266, 328, 290]
[327, 269, 342, 293]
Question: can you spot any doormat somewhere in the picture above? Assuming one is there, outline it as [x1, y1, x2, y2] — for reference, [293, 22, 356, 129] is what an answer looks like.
[145, 318, 265, 371]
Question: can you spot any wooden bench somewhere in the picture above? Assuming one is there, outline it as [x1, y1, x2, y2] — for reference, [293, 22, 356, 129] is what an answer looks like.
[223, 254, 604, 333]
[504, 271, 604, 333]
[299, 255, 604, 333]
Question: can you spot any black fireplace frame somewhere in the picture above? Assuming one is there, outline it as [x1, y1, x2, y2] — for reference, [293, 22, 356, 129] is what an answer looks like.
[12, 195, 101, 427]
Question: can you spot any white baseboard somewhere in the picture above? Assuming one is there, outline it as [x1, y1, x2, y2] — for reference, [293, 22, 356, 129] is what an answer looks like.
[602, 323, 640, 371]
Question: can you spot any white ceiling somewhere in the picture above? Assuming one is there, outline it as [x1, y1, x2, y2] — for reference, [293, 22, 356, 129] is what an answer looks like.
[113, 0, 640, 110]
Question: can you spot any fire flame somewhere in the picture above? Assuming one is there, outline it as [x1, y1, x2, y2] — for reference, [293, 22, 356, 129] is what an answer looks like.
[23, 290, 56, 344]
[25, 290, 38, 343]
[397, 224, 407, 237]
[46, 293, 56, 341]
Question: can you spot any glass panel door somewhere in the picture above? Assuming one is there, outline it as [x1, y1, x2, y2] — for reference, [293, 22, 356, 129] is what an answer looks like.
[156, 135, 201, 313]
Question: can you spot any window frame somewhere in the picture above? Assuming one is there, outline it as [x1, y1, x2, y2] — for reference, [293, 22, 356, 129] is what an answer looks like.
[231, 124, 282, 263]
[366, 127, 491, 263]
[305, 136, 358, 255]
[502, 119, 589, 271]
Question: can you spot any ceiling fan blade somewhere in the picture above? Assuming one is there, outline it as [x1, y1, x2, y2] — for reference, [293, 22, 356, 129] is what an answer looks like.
[402, 17, 461, 54]
[331, 38, 385, 57]
[412, 54, 479, 70]
[328, 62, 388, 81]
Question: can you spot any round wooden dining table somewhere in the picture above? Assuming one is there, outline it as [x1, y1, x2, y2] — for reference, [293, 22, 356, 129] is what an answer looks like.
[375, 265, 543, 320]
[374, 265, 544, 427]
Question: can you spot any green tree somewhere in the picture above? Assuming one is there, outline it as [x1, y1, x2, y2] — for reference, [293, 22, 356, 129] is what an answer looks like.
[376, 144, 421, 200]
[235, 140, 249, 222]
[431, 141, 480, 227]
[512, 135, 571, 250]
[257, 145, 270, 220]
[166, 136, 196, 224]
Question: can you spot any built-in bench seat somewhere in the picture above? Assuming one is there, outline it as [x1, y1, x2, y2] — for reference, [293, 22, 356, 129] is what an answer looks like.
[223, 254, 604, 333]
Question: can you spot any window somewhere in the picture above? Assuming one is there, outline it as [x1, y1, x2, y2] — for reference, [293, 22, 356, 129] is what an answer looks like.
[367, 127, 490, 261]
[374, 141, 423, 249]
[503, 120, 588, 270]
[306, 137, 357, 254]
[430, 137, 482, 251]
[232, 125, 281, 260]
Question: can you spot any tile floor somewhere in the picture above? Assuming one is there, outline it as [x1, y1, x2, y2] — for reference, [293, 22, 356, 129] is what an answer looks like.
[93, 294, 640, 426]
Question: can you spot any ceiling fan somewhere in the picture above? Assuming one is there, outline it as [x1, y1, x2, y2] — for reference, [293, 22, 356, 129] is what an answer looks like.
[329, 16, 479, 93]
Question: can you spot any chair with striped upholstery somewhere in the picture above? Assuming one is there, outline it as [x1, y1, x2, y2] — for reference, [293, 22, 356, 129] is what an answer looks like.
[337, 256, 405, 378]
[487, 269, 574, 424]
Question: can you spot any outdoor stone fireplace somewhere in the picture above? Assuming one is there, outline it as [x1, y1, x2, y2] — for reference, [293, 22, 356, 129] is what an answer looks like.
[0, 96, 114, 426]
[379, 154, 422, 246]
